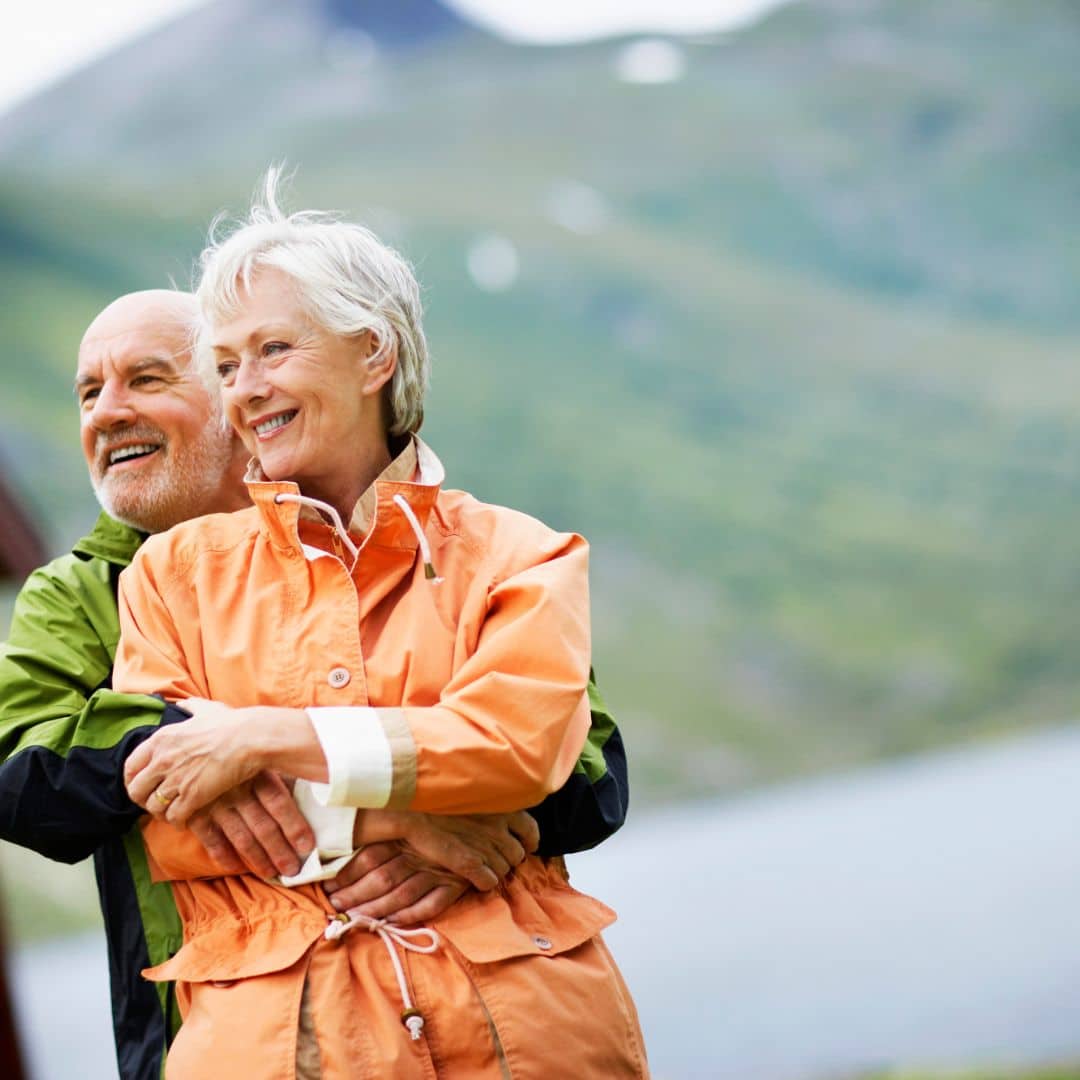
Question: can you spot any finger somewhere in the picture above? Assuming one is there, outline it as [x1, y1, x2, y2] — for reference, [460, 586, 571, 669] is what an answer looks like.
[252, 772, 315, 859]
[229, 792, 304, 877]
[325, 853, 417, 910]
[212, 806, 280, 879]
[124, 739, 153, 787]
[483, 848, 512, 883]
[508, 811, 540, 855]
[326, 842, 400, 890]
[489, 829, 526, 871]
[164, 789, 200, 830]
[339, 871, 444, 921]
[386, 882, 470, 927]
[188, 812, 245, 874]
[128, 768, 167, 811]
[448, 850, 500, 893]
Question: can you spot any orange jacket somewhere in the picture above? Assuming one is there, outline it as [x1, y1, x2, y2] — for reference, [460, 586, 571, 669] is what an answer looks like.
[114, 440, 647, 1078]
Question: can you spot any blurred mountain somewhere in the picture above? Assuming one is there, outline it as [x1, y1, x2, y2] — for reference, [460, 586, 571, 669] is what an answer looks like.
[1, 0, 1079, 802]
[0, 0, 480, 173]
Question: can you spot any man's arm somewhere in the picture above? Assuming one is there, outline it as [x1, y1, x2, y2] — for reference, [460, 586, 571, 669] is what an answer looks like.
[0, 559, 185, 862]
[527, 671, 629, 857]
[0, 557, 313, 875]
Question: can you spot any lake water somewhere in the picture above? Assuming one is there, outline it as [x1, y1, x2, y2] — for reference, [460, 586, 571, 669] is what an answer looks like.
[8, 727, 1080, 1079]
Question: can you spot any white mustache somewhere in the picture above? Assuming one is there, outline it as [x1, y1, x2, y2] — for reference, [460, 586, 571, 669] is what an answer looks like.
[96, 426, 167, 470]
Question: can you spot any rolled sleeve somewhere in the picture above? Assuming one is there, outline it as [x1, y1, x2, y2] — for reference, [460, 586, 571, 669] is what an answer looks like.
[306, 706, 404, 808]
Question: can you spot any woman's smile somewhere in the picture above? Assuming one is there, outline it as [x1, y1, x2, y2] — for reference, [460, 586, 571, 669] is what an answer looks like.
[251, 409, 298, 440]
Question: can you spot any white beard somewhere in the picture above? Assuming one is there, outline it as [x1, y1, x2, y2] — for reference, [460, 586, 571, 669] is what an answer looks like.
[91, 421, 237, 534]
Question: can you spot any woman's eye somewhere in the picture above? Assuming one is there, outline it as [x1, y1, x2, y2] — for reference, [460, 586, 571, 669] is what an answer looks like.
[263, 341, 290, 357]
[216, 362, 237, 381]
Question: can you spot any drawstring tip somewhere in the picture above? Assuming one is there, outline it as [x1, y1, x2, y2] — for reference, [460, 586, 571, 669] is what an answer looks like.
[424, 562, 444, 584]
[402, 1009, 425, 1040]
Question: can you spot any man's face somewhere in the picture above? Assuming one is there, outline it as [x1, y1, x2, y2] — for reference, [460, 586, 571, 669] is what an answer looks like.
[76, 304, 240, 534]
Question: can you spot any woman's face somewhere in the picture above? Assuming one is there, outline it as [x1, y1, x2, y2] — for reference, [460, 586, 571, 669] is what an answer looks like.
[211, 267, 382, 493]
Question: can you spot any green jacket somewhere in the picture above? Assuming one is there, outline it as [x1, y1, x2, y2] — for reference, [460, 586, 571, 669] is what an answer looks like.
[0, 511, 628, 1080]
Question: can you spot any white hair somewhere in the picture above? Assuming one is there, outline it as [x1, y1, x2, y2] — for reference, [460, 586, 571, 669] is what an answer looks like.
[194, 166, 429, 435]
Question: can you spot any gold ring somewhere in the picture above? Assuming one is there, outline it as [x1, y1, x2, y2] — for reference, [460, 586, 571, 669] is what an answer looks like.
[154, 789, 176, 807]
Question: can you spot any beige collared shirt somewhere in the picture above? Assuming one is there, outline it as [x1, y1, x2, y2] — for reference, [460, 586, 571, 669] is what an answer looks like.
[244, 438, 419, 541]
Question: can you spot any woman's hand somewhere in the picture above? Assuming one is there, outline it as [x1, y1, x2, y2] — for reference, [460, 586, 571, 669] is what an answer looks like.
[124, 698, 266, 827]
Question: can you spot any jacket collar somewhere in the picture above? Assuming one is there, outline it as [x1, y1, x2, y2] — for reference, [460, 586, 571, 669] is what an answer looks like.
[245, 436, 445, 556]
[72, 511, 145, 567]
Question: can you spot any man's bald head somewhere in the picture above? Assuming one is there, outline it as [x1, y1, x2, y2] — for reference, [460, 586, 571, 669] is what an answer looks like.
[76, 289, 248, 534]
[80, 290, 199, 352]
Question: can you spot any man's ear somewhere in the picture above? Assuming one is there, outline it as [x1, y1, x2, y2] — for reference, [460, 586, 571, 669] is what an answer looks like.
[359, 330, 397, 397]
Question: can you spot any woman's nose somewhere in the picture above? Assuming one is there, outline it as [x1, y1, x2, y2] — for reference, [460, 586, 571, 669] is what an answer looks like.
[230, 356, 272, 404]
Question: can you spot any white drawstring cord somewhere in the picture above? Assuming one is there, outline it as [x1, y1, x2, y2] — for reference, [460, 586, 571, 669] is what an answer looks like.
[271, 490, 438, 582]
[324, 911, 440, 1040]
[273, 493, 360, 563]
[393, 494, 443, 583]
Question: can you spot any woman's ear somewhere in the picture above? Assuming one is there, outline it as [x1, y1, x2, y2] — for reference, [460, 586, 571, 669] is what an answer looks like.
[359, 329, 397, 397]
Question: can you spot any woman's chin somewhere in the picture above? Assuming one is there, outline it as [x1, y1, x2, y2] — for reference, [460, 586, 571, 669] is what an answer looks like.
[258, 458, 295, 483]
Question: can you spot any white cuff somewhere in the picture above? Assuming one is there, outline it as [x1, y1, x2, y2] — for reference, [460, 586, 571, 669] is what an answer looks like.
[278, 849, 355, 888]
[306, 706, 393, 808]
[276, 780, 358, 887]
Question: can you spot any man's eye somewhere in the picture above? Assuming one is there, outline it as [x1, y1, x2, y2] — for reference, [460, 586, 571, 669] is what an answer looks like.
[131, 375, 162, 387]
[80, 389, 100, 407]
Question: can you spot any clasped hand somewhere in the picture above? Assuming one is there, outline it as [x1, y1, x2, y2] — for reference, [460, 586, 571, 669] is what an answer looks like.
[124, 698, 540, 924]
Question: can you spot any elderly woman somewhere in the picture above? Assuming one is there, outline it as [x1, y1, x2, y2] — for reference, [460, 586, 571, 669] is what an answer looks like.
[113, 179, 648, 1079]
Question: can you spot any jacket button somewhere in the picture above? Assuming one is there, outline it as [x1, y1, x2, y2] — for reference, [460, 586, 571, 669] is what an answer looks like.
[532, 936, 552, 950]
[328, 667, 351, 688]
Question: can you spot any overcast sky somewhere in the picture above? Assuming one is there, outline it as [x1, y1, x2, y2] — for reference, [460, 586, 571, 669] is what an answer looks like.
[1, 0, 790, 116]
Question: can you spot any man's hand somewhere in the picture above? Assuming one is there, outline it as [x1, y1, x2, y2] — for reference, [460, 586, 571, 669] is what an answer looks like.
[187, 771, 315, 879]
[324, 842, 469, 926]
[325, 810, 541, 925]
[393, 810, 540, 890]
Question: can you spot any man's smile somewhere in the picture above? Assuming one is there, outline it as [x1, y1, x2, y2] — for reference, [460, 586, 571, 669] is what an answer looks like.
[102, 441, 163, 471]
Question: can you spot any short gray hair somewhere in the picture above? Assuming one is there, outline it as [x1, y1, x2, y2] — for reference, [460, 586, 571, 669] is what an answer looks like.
[194, 167, 429, 435]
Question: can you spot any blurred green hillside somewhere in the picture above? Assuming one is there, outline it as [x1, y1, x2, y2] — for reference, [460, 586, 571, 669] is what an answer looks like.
[2, 0, 1079, 805]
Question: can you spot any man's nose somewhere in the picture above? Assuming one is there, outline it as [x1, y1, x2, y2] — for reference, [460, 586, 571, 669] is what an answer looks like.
[88, 383, 137, 430]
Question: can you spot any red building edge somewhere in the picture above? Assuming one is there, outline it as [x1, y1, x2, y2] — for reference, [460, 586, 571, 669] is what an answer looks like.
[0, 468, 49, 584]
[0, 463, 46, 1079]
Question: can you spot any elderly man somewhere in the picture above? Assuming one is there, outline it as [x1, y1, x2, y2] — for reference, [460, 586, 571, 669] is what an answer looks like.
[0, 290, 628, 1079]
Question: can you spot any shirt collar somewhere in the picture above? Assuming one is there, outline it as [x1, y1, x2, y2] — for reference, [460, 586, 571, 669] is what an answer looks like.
[244, 436, 445, 555]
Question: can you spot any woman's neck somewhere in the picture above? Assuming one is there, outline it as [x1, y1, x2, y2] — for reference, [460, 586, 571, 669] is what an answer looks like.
[302, 434, 394, 526]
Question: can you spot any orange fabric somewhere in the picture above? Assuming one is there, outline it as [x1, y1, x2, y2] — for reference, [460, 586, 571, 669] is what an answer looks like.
[114, 441, 647, 1078]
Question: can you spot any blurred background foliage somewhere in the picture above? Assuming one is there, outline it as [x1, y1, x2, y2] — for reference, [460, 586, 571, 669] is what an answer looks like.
[1, 0, 1079, 818]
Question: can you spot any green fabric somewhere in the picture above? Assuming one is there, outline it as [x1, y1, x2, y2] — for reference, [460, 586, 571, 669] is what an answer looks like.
[0, 513, 164, 759]
[121, 827, 183, 1035]
[574, 669, 616, 783]
[71, 510, 146, 565]
[0, 510, 181, 1073]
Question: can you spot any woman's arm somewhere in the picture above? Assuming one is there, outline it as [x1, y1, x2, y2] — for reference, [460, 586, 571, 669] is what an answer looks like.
[122, 533, 593, 823]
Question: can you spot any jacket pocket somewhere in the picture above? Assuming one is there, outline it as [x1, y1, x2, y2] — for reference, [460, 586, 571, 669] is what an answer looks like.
[143, 913, 326, 984]
[433, 859, 616, 965]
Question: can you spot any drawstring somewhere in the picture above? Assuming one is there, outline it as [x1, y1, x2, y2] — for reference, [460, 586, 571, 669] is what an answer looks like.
[273, 493, 359, 562]
[393, 494, 443, 583]
[272, 490, 440, 583]
[325, 911, 441, 1040]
